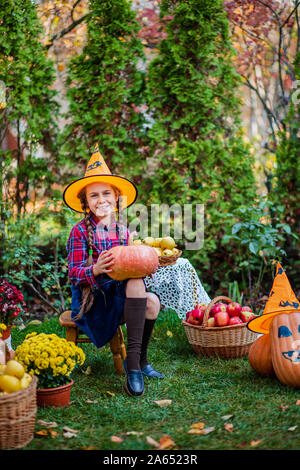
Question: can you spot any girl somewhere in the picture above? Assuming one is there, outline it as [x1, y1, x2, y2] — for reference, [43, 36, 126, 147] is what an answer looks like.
[63, 144, 163, 397]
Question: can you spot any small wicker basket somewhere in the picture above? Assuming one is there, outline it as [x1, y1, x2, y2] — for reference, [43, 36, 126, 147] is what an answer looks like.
[0, 375, 38, 450]
[182, 296, 258, 358]
[159, 250, 182, 267]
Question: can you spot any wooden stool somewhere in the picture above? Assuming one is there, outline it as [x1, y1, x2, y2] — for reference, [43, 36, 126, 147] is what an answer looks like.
[59, 310, 126, 376]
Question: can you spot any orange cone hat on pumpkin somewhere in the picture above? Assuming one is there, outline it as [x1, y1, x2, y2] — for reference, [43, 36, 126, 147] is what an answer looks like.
[63, 143, 137, 213]
[247, 262, 300, 334]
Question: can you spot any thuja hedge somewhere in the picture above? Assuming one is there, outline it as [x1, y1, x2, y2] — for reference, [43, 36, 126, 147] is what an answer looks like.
[60, 0, 147, 182]
[137, 0, 257, 293]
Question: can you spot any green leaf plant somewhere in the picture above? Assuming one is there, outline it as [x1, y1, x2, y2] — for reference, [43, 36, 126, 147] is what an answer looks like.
[223, 198, 299, 300]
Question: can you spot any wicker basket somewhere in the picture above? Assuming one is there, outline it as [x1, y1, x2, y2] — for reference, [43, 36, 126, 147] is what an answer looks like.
[159, 250, 182, 267]
[182, 296, 258, 358]
[0, 375, 38, 450]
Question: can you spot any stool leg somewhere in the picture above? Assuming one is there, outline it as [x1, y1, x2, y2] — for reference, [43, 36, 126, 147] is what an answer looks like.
[110, 330, 124, 376]
[66, 326, 79, 345]
[118, 326, 127, 361]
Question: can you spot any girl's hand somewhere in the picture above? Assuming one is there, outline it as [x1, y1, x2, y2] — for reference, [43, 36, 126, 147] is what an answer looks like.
[92, 250, 115, 277]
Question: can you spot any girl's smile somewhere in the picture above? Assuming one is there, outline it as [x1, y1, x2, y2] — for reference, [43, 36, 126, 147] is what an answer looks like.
[86, 182, 118, 222]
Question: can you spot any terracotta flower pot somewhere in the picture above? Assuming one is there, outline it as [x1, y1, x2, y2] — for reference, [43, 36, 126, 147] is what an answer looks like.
[1, 326, 11, 340]
[36, 379, 74, 407]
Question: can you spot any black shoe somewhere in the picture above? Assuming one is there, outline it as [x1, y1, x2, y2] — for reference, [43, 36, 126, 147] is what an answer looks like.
[141, 364, 164, 379]
[123, 358, 163, 380]
[124, 369, 144, 397]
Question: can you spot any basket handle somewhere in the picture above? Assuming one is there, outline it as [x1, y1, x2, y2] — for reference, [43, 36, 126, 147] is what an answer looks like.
[202, 296, 232, 327]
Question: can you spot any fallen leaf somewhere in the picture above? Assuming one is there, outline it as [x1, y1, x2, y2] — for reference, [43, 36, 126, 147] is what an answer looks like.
[146, 436, 160, 449]
[63, 432, 78, 439]
[166, 330, 173, 337]
[48, 429, 59, 438]
[86, 399, 98, 404]
[35, 430, 48, 437]
[191, 422, 205, 429]
[224, 423, 234, 432]
[250, 440, 261, 447]
[198, 426, 215, 435]
[83, 366, 92, 375]
[81, 446, 99, 450]
[188, 426, 215, 435]
[63, 426, 79, 434]
[111, 436, 123, 443]
[125, 431, 144, 436]
[296, 400, 300, 406]
[37, 420, 58, 428]
[159, 435, 176, 450]
[221, 414, 234, 421]
[288, 426, 297, 432]
[188, 429, 205, 435]
[154, 399, 172, 407]
[280, 405, 288, 411]
[106, 391, 115, 397]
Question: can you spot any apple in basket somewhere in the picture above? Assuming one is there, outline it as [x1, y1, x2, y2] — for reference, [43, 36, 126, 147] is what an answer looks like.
[186, 310, 192, 322]
[214, 310, 230, 327]
[210, 303, 227, 317]
[240, 310, 257, 323]
[195, 303, 207, 311]
[188, 308, 205, 326]
[228, 316, 244, 326]
[226, 302, 242, 317]
[241, 306, 252, 312]
[207, 317, 216, 327]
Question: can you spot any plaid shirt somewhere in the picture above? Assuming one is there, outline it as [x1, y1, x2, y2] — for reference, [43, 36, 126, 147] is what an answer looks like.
[67, 212, 129, 289]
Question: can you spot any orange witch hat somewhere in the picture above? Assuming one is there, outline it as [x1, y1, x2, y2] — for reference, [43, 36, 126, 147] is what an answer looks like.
[63, 143, 137, 213]
[247, 262, 300, 334]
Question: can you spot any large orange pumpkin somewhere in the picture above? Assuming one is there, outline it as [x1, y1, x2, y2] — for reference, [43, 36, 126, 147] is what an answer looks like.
[107, 245, 159, 281]
[248, 334, 275, 377]
[270, 312, 300, 388]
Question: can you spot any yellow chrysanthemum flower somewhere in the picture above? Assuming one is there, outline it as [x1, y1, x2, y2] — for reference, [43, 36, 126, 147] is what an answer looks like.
[14, 332, 86, 388]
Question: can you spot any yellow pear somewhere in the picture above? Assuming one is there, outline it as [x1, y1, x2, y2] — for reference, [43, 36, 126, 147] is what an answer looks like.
[20, 373, 32, 390]
[4, 360, 24, 379]
[172, 248, 180, 255]
[160, 237, 176, 250]
[133, 239, 142, 245]
[162, 249, 173, 256]
[153, 247, 162, 256]
[152, 238, 162, 247]
[0, 375, 21, 393]
[143, 237, 155, 246]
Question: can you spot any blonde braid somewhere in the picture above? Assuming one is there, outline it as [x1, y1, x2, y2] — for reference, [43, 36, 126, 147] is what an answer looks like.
[72, 188, 95, 320]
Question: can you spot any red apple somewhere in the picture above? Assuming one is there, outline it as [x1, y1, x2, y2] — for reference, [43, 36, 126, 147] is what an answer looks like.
[214, 310, 230, 327]
[207, 317, 216, 327]
[241, 306, 252, 313]
[228, 316, 244, 326]
[240, 311, 256, 323]
[195, 303, 207, 311]
[186, 310, 192, 322]
[211, 303, 227, 317]
[188, 308, 204, 326]
[226, 302, 242, 317]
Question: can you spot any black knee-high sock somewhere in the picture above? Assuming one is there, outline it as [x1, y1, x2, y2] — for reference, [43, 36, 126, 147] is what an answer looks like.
[124, 297, 147, 371]
[140, 318, 156, 369]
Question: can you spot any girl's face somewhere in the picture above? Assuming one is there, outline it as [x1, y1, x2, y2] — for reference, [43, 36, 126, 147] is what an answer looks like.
[85, 182, 118, 220]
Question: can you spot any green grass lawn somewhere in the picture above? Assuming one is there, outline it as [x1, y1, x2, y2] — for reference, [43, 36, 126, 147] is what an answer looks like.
[10, 310, 300, 451]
